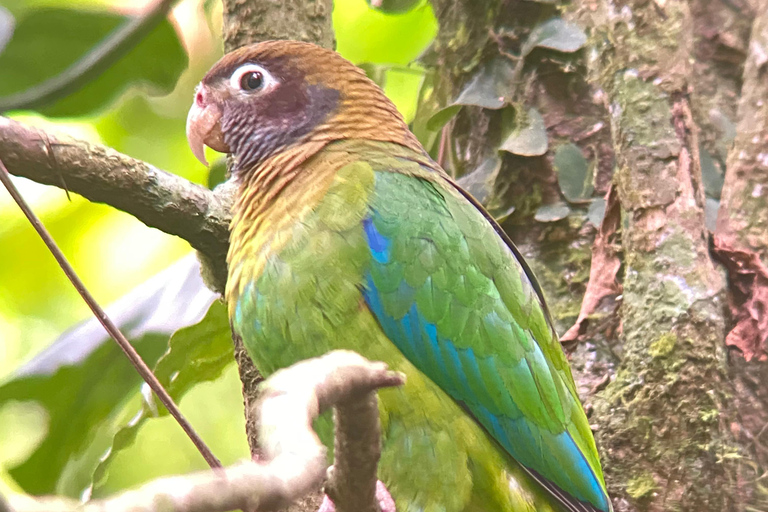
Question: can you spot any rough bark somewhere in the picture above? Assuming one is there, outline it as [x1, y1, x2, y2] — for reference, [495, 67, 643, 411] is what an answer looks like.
[714, 1, 768, 509]
[582, 1, 756, 510]
[425, 0, 768, 510]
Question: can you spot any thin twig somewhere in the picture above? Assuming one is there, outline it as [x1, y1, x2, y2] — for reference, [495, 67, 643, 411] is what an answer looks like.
[0, 0, 178, 113]
[0, 157, 222, 471]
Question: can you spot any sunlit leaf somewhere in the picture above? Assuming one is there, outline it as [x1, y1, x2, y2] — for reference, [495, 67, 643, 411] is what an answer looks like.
[500, 107, 548, 156]
[1, 256, 217, 497]
[522, 18, 587, 56]
[554, 143, 593, 203]
[91, 299, 234, 496]
[334, 0, 437, 65]
[0, 6, 14, 55]
[410, 70, 441, 154]
[534, 202, 570, 222]
[0, 7, 187, 116]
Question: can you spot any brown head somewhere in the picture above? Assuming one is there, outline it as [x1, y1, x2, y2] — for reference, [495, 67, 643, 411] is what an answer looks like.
[187, 41, 420, 172]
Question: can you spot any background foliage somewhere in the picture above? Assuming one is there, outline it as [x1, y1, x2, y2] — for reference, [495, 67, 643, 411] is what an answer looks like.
[0, 0, 437, 500]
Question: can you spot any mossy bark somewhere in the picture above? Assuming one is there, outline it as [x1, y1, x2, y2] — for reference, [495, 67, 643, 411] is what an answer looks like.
[427, 0, 768, 510]
[582, 1, 756, 510]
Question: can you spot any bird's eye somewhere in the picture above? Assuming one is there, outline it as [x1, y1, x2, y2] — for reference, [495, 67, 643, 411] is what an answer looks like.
[240, 71, 263, 91]
[229, 64, 276, 94]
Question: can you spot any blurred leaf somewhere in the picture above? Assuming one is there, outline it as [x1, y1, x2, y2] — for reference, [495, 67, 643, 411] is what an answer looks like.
[700, 147, 724, 199]
[489, 204, 516, 222]
[91, 299, 233, 496]
[358, 62, 388, 87]
[587, 197, 606, 226]
[500, 107, 548, 156]
[523, 0, 559, 3]
[554, 143, 593, 203]
[458, 155, 502, 205]
[365, 0, 425, 14]
[410, 70, 441, 154]
[207, 158, 228, 190]
[0, 7, 187, 117]
[428, 57, 515, 130]
[705, 197, 720, 232]
[522, 18, 587, 57]
[334, 0, 437, 65]
[534, 202, 570, 222]
[383, 66, 425, 124]
[1, 256, 217, 496]
[427, 104, 461, 131]
[0, 6, 14, 55]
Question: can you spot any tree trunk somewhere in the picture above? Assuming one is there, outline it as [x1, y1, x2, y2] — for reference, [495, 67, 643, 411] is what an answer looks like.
[424, 0, 768, 510]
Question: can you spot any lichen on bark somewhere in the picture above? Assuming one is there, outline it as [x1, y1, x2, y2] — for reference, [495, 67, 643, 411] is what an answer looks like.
[583, 1, 754, 510]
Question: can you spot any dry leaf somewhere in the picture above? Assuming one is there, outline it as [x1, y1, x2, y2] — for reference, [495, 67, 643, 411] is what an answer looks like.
[713, 236, 768, 361]
[561, 185, 622, 344]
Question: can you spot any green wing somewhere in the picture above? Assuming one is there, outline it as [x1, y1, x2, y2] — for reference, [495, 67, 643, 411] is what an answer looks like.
[360, 155, 610, 512]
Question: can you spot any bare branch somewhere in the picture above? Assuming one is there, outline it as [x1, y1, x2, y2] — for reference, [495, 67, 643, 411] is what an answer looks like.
[0, 116, 232, 290]
[3, 351, 405, 512]
[0, 0, 179, 113]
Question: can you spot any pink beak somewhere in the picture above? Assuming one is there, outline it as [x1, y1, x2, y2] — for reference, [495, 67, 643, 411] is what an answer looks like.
[186, 85, 230, 166]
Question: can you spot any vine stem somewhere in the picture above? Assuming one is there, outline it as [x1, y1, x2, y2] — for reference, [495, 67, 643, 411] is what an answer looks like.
[0, 157, 222, 471]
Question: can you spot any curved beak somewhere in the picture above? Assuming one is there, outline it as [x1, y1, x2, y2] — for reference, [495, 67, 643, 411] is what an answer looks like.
[186, 85, 230, 166]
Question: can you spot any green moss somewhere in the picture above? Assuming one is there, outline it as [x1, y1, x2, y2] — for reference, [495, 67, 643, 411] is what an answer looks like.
[626, 472, 656, 499]
[649, 332, 677, 358]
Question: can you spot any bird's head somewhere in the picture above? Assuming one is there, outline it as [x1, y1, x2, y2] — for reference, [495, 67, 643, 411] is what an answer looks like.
[187, 41, 416, 172]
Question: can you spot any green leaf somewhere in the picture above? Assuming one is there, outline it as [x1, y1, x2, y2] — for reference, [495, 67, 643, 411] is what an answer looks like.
[207, 158, 228, 190]
[0, 257, 217, 497]
[427, 56, 515, 130]
[700, 147, 724, 199]
[410, 70, 441, 154]
[457, 155, 503, 205]
[90, 299, 234, 496]
[0, 6, 13, 55]
[534, 202, 570, 222]
[522, 18, 587, 57]
[587, 197, 606, 226]
[0, 7, 187, 116]
[500, 107, 548, 156]
[334, 0, 437, 65]
[554, 143, 594, 203]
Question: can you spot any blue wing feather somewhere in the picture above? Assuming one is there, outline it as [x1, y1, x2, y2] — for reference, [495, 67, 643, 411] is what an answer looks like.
[360, 170, 611, 512]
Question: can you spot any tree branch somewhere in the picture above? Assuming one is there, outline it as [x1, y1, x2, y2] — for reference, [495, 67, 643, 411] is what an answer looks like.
[3, 351, 404, 512]
[0, 0, 179, 113]
[0, 116, 232, 290]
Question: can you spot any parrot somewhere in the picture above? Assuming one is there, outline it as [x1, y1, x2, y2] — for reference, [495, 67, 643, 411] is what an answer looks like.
[186, 41, 612, 512]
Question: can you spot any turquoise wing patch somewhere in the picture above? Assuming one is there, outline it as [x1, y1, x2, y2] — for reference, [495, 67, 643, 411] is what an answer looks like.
[361, 169, 610, 512]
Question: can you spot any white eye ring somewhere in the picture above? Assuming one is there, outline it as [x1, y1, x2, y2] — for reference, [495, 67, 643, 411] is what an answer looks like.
[229, 63, 277, 93]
